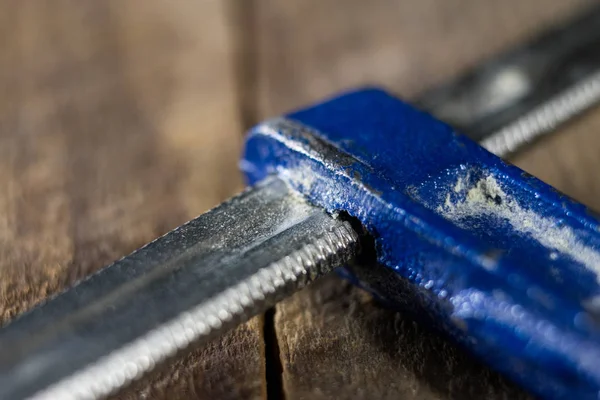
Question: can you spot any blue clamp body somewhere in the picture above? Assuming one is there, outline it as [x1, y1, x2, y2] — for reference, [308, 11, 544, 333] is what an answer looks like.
[241, 88, 600, 399]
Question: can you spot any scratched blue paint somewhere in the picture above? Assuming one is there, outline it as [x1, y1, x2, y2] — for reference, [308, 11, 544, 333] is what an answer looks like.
[241, 88, 600, 399]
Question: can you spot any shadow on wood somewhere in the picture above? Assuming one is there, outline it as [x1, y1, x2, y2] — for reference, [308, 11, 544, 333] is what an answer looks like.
[275, 274, 531, 400]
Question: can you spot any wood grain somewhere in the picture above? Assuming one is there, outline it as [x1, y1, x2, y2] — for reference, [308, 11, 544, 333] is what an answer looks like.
[276, 275, 530, 400]
[0, 1, 264, 399]
[254, 0, 594, 119]
[253, 1, 597, 398]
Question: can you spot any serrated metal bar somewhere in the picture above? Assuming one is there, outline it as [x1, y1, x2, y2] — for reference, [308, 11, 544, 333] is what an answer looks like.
[481, 69, 600, 156]
[0, 177, 359, 400]
[417, 4, 600, 156]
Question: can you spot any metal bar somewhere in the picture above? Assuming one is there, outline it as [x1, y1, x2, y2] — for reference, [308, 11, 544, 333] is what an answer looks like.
[417, 4, 600, 156]
[0, 177, 359, 400]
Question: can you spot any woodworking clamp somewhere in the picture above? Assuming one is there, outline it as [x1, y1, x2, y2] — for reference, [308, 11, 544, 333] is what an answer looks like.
[2, 5, 600, 400]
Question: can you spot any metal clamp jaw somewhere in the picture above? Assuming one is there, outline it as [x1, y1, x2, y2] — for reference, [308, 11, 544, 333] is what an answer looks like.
[243, 88, 600, 399]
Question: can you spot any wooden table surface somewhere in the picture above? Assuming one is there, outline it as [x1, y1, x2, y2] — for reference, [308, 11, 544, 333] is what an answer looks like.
[1, 1, 599, 399]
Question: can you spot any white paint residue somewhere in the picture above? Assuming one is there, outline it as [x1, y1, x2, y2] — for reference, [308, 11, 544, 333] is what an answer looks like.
[453, 176, 464, 193]
[278, 165, 317, 192]
[440, 175, 600, 284]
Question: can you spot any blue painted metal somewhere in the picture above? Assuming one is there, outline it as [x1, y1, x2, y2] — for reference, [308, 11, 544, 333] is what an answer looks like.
[241, 88, 600, 399]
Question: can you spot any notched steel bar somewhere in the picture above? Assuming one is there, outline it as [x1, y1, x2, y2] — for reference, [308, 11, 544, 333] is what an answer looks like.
[0, 177, 359, 400]
[417, 5, 600, 156]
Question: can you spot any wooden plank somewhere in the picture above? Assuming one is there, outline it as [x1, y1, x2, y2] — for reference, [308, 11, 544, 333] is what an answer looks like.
[254, 0, 593, 119]
[253, 1, 594, 398]
[0, 1, 264, 399]
[276, 275, 530, 399]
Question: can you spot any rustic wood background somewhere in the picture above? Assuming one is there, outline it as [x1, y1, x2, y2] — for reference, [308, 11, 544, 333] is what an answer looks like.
[1, 0, 599, 399]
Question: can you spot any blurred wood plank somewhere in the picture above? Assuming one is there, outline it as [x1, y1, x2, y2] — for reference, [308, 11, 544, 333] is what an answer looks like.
[253, 1, 595, 398]
[0, 1, 264, 399]
[254, 0, 593, 119]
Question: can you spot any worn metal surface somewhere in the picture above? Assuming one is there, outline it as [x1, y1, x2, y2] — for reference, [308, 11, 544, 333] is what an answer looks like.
[243, 90, 600, 399]
[0, 177, 358, 400]
[418, 4, 600, 156]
